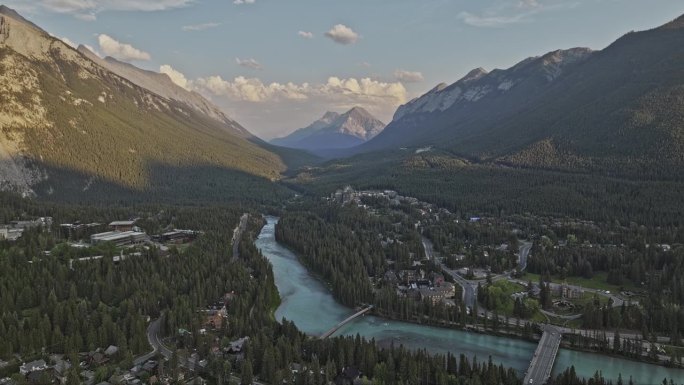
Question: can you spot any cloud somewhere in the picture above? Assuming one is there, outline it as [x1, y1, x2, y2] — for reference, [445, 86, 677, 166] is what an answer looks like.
[83, 44, 101, 57]
[182, 22, 220, 31]
[235, 58, 263, 70]
[74, 12, 97, 21]
[37, 0, 193, 20]
[324, 24, 359, 45]
[297, 31, 314, 39]
[459, 0, 573, 28]
[394, 70, 424, 83]
[59, 36, 77, 48]
[233, 0, 255, 4]
[98, 34, 151, 61]
[518, 0, 540, 8]
[192, 76, 308, 102]
[457, 11, 528, 27]
[190, 75, 406, 107]
[160, 65, 189, 90]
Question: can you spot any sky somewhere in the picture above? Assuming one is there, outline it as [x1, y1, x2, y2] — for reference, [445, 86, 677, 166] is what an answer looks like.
[6, 0, 684, 139]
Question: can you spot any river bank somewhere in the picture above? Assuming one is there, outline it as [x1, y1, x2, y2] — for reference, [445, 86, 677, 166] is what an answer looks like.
[256, 216, 684, 384]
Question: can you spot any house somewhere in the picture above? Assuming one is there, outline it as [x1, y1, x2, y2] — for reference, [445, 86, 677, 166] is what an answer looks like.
[383, 271, 398, 284]
[419, 288, 447, 304]
[227, 337, 249, 354]
[108, 221, 137, 232]
[53, 360, 71, 383]
[0, 226, 23, 241]
[20, 360, 47, 375]
[335, 367, 361, 385]
[159, 230, 199, 244]
[87, 351, 108, 366]
[27, 370, 55, 385]
[104, 346, 119, 357]
[431, 273, 445, 286]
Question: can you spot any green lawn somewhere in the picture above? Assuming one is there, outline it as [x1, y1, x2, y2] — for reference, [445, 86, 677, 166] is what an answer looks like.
[521, 272, 638, 293]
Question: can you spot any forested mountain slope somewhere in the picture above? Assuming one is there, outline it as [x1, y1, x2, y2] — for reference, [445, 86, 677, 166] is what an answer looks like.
[358, 15, 684, 179]
[0, 6, 302, 202]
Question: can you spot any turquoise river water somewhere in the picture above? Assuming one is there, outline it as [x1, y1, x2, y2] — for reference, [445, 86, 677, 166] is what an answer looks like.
[256, 216, 683, 384]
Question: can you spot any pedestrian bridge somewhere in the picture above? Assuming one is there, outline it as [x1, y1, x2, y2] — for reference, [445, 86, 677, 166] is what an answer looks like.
[320, 305, 373, 339]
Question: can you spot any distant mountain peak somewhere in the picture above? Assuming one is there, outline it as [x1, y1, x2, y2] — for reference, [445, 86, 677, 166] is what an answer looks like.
[660, 14, 684, 29]
[462, 67, 488, 82]
[0, 5, 47, 36]
[271, 107, 386, 151]
[430, 83, 449, 93]
[321, 111, 340, 122]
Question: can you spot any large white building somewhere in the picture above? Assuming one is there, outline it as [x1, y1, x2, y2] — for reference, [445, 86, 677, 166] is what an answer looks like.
[90, 231, 148, 246]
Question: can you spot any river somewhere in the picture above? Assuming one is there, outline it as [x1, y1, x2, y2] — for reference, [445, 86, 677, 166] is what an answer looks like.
[256, 216, 683, 384]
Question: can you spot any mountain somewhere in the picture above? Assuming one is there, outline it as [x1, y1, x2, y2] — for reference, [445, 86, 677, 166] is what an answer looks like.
[271, 107, 385, 152]
[0, 6, 303, 202]
[356, 15, 684, 179]
[77, 46, 251, 137]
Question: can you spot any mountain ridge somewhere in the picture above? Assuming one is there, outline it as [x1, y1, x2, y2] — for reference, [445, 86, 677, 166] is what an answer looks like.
[351, 15, 684, 179]
[271, 106, 385, 152]
[0, 6, 303, 201]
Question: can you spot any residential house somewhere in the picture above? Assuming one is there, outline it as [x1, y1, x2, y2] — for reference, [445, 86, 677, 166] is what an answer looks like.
[335, 367, 361, 385]
[20, 360, 47, 376]
[108, 221, 137, 232]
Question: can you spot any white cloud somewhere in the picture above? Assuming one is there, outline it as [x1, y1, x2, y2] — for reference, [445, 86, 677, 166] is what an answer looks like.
[83, 44, 101, 57]
[74, 12, 97, 21]
[518, 0, 540, 8]
[160, 65, 189, 90]
[235, 58, 263, 70]
[457, 11, 528, 27]
[233, 0, 255, 4]
[324, 24, 359, 45]
[394, 70, 424, 83]
[182, 22, 220, 32]
[192, 76, 308, 102]
[459, 0, 573, 28]
[59, 36, 77, 48]
[297, 31, 314, 39]
[37, 0, 193, 20]
[98, 34, 151, 61]
[191, 75, 406, 108]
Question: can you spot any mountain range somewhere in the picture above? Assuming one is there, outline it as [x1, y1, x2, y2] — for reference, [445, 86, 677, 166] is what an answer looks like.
[0, 5, 312, 202]
[354, 16, 684, 179]
[2, 5, 684, 203]
[271, 107, 385, 154]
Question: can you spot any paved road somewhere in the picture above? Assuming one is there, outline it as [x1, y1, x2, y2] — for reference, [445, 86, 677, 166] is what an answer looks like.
[422, 237, 436, 260]
[523, 324, 562, 385]
[441, 264, 479, 308]
[518, 241, 533, 271]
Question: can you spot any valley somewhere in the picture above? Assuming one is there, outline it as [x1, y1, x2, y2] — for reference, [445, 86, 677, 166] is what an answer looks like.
[1, 4, 684, 385]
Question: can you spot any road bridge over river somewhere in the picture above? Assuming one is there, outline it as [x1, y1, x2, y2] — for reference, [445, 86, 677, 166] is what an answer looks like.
[523, 324, 563, 385]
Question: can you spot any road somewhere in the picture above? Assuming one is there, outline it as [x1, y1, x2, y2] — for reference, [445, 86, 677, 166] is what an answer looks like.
[422, 237, 436, 260]
[134, 318, 164, 366]
[523, 324, 562, 385]
[441, 264, 479, 308]
[232, 213, 249, 260]
[518, 241, 533, 271]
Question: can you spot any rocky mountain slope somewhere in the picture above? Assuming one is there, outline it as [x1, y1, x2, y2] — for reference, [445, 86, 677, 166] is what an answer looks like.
[0, 6, 299, 201]
[356, 15, 684, 179]
[271, 107, 385, 152]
